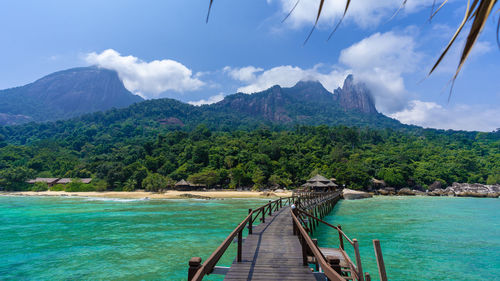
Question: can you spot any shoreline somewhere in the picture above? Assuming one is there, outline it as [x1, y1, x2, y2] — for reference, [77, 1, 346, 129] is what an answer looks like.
[0, 190, 293, 199]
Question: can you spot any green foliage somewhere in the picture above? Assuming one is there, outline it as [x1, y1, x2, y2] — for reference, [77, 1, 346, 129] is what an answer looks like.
[187, 168, 218, 187]
[50, 184, 66, 191]
[65, 180, 96, 192]
[30, 182, 48, 192]
[142, 173, 167, 192]
[0, 121, 498, 191]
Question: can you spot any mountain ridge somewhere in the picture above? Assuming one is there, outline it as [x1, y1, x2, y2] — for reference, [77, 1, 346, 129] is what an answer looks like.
[0, 67, 143, 125]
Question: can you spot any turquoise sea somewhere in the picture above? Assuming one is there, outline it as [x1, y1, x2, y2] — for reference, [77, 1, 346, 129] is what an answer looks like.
[0, 196, 498, 280]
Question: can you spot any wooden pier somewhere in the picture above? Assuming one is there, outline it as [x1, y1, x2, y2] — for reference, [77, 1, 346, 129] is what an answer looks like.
[188, 191, 387, 281]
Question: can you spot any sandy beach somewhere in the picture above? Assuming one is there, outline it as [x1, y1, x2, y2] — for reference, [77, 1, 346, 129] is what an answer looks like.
[0, 190, 293, 199]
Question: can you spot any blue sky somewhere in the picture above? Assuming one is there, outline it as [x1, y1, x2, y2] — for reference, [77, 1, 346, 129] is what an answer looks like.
[0, 0, 498, 131]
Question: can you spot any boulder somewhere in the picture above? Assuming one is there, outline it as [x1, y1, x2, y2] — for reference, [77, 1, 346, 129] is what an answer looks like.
[428, 181, 442, 191]
[445, 183, 500, 198]
[385, 187, 396, 192]
[413, 190, 426, 196]
[397, 188, 415, 196]
[343, 188, 373, 200]
[377, 189, 390, 196]
[371, 178, 387, 189]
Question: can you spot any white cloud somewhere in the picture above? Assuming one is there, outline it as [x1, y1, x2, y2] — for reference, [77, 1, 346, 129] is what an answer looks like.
[188, 93, 225, 106]
[339, 31, 423, 113]
[227, 65, 350, 94]
[224, 66, 264, 82]
[269, 0, 436, 29]
[227, 31, 424, 114]
[390, 100, 500, 131]
[85, 49, 204, 99]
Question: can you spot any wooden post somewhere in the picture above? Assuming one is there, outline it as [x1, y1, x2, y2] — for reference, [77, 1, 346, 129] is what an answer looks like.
[268, 200, 272, 215]
[373, 239, 388, 281]
[261, 208, 265, 223]
[248, 209, 253, 235]
[312, 239, 319, 271]
[353, 239, 364, 281]
[237, 229, 243, 262]
[301, 234, 308, 266]
[188, 257, 202, 281]
[280, 198, 282, 208]
[338, 225, 344, 250]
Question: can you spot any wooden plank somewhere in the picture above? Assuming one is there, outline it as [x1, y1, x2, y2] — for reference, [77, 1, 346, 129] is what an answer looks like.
[224, 207, 317, 281]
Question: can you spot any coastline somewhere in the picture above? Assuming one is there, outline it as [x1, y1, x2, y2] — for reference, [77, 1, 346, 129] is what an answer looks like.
[0, 190, 293, 199]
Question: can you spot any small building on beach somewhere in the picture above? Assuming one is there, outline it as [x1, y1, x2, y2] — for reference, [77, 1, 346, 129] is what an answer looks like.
[56, 178, 92, 185]
[27, 178, 60, 187]
[174, 179, 206, 191]
[302, 174, 339, 192]
[27, 178, 93, 187]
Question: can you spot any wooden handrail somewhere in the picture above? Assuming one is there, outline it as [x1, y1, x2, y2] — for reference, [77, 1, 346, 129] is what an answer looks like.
[291, 209, 345, 281]
[296, 208, 354, 245]
[189, 195, 295, 281]
[189, 191, 341, 281]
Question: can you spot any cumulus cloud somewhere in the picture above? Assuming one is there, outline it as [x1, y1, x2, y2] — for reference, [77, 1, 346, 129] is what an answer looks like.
[227, 65, 350, 94]
[390, 100, 500, 131]
[188, 93, 225, 106]
[85, 49, 204, 99]
[228, 31, 423, 114]
[339, 31, 423, 113]
[269, 0, 436, 28]
[224, 66, 264, 82]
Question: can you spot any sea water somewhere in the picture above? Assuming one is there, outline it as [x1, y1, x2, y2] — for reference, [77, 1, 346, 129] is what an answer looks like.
[0, 196, 267, 280]
[315, 196, 500, 281]
[0, 196, 498, 280]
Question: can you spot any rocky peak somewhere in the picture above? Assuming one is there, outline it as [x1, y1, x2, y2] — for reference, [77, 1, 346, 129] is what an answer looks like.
[336, 75, 377, 114]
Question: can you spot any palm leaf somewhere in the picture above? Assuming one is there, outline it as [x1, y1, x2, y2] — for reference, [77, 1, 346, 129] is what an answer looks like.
[206, 0, 214, 23]
[429, 0, 478, 75]
[282, 0, 301, 23]
[387, 0, 408, 23]
[304, 0, 325, 45]
[453, 0, 497, 79]
[429, 0, 450, 21]
[327, 0, 351, 41]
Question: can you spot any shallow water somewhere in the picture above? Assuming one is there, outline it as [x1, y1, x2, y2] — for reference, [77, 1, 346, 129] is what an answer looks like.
[315, 196, 500, 281]
[0, 196, 498, 280]
[0, 196, 268, 280]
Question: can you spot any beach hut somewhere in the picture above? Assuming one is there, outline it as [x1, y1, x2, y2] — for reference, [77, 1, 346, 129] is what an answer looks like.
[304, 174, 339, 192]
[175, 179, 192, 191]
[56, 178, 93, 185]
[27, 178, 59, 187]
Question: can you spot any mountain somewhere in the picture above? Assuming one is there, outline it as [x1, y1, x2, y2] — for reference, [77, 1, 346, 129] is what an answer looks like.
[211, 76, 398, 128]
[1, 75, 406, 145]
[335, 75, 377, 114]
[0, 67, 143, 125]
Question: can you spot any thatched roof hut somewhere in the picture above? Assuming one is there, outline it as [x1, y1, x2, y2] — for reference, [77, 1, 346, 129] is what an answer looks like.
[174, 179, 201, 191]
[27, 178, 59, 187]
[303, 174, 339, 191]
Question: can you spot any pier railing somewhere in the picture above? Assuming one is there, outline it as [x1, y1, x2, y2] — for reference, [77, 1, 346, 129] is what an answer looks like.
[293, 208, 367, 281]
[188, 195, 296, 281]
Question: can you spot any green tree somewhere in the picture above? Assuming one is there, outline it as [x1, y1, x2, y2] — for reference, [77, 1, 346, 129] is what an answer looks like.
[142, 173, 167, 192]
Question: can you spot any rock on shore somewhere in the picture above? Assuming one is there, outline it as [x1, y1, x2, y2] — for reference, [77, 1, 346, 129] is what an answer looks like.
[343, 188, 373, 200]
[375, 183, 499, 198]
[431, 183, 499, 198]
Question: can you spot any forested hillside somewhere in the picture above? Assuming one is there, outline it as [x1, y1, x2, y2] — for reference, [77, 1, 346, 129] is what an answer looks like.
[1, 124, 498, 191]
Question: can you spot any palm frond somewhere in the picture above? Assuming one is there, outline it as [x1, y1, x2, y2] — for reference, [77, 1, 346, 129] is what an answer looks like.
[304, 0, 325, 45]
[387, 0, 408, 23]
[430, 0, 450, 21]
[327, 0, 351, 41]
[282, 0, 301, 23]
[206, 0, 214, 23]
